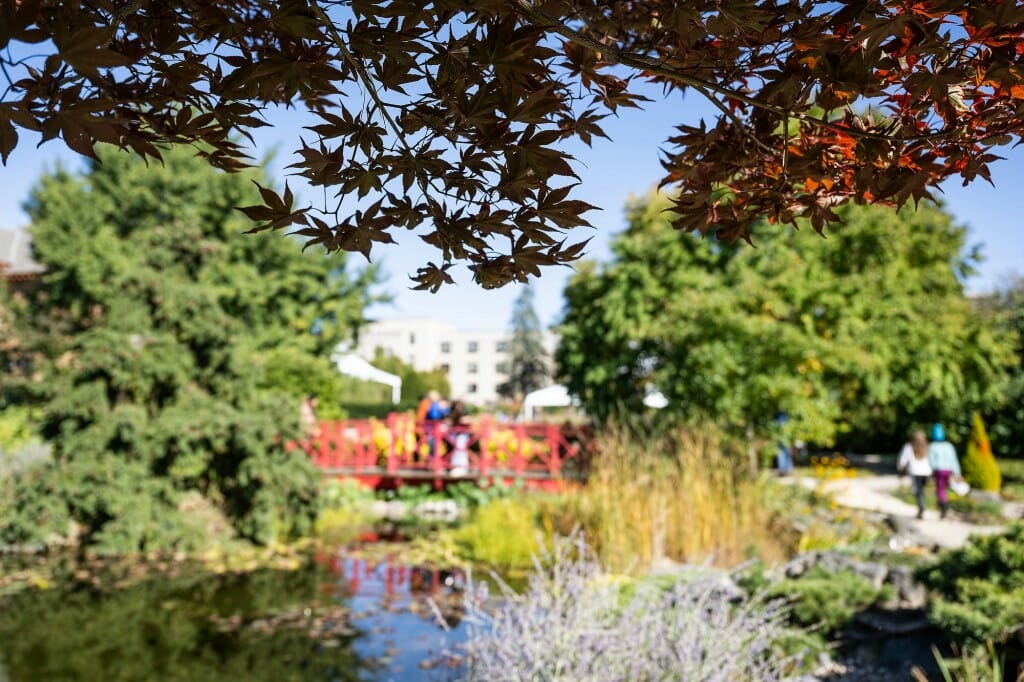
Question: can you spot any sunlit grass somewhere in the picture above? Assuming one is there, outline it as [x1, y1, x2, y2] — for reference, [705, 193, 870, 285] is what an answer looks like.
[555, 428, 789, 574]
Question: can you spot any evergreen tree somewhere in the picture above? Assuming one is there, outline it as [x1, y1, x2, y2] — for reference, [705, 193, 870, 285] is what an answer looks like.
[0, 147, 377, 551]
[498, 287, 549, 399]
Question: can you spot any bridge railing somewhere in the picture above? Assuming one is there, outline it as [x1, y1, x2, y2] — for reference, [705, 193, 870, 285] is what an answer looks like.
[298, 413, 590, 482]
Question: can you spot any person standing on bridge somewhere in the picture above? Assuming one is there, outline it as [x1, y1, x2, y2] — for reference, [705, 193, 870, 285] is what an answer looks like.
[897, 430, 932, 519]
[928, 423, 962, 519]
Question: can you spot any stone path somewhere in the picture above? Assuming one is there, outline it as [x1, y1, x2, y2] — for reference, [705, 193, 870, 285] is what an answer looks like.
[790, 474, 1009, 550]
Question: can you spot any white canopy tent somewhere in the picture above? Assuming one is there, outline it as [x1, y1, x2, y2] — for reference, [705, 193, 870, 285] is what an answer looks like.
[331, 347, 402, 404]
[521, 384, 574, 421]
[643, 388, 669, 409]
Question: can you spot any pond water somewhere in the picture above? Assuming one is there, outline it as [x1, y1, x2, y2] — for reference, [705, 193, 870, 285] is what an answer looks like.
[0, 552, 467, 682]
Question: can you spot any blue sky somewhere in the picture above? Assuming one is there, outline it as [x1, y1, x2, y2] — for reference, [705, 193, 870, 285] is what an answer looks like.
[1, 92, 1022, 332]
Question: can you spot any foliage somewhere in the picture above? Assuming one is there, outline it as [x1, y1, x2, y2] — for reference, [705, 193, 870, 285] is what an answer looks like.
[1001, 460, 1024, 502]
[962, 413, 1002, 492]
[0, 405, 35, 452]
[456, 533, 791, 681]
[554, 427, 787, 573]
[917, 522, 1024, 645]
[451, 497, 543, 570]
[6, 4, 1024, 287]
[984, 279, 1024, 458]
[557, 194, 1013, 446]
[497, 286, 548, 399]
[0, 147, 380, 552]
[913, 643, 1011, 682]
[765, 566, 891, 634]
[366, 350, 450, 403]
[0, 565, 365, 681]
[258, 346, 347, 420]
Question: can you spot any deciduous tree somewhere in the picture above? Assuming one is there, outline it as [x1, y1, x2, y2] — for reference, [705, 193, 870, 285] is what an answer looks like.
[556, 192, 1012, 447]
[4, 2, 1024, 287]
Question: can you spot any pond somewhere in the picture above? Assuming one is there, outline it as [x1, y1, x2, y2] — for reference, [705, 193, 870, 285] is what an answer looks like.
[0, 551, 468, 682]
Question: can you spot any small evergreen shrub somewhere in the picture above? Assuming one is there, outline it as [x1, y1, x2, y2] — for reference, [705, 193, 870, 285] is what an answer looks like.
[765, 566, 891, 634]
[962, 413, 1001, 492]
[917, 522, 1024, 645]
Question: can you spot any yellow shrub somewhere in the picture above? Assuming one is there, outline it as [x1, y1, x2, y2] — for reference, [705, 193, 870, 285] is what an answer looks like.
[963, 412, 1001, 492]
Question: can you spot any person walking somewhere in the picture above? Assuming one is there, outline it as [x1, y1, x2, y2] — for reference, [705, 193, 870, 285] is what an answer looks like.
[927, 423, 962, 519]
[897, 430, 932, 519]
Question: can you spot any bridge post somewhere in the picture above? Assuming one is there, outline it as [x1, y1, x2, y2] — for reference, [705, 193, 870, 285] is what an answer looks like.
[432, 420, 444, 489]
[386, 412, 398, 475]
[479, 417, 491, 480]
[546, 424, 561, 477]
[514, 425, 526, 478]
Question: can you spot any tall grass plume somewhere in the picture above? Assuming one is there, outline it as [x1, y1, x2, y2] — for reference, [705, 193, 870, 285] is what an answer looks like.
[558, 428, 788, 573]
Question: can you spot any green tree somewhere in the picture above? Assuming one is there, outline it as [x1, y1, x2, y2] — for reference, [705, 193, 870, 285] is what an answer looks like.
[984, 279, 1024, 457]
[557, 192, 1012, 449]
[498, 287, 549, 399]
[369, 350, 450, 404]
[0, 146, 377, 551]
[6, 4, 1024, 287]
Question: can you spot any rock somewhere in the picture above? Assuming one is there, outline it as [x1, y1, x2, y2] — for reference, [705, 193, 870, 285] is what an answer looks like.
[781, 553, 817, 579]
[885, 566, 927, 609]
[816, 553, 888, 590]
[852, 610, 932, 635]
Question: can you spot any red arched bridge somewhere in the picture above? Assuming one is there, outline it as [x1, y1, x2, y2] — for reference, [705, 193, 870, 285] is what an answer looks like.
[293, 414, 591, 489]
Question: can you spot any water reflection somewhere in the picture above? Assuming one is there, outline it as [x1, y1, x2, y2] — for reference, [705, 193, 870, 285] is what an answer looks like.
[0, 553, 467, 682]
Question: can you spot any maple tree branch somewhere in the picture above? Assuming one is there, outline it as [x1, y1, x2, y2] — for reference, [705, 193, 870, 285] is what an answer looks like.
[308, 0, 436, 201]
[506, 0, 955, 145]
[702, 90, 779, 157]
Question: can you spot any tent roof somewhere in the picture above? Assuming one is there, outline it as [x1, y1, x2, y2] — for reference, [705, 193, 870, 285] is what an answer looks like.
[522, 384, 573, 409]
[331, 349, 401, 389]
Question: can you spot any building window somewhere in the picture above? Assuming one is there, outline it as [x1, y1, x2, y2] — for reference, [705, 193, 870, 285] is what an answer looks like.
[496, 341, 507, 352]
[468, 341, 478, 353]
[496, 362, 509, 374]
[409, 333, 415, 344]
[468, 362, 478, 374]
[441, 341, 451, 353]
[467, 383, 478, 394]
[440, 363, 450, 373]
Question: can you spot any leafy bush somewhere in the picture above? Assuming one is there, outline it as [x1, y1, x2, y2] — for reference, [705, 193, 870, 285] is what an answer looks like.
[765, 566, 891, 634]
[258, 347, 347, 420]
[962, 413, 1001, 493]
[456, 534, 792, 681]
[917, 522, 1024, 645]
[452, 497, 543, 570]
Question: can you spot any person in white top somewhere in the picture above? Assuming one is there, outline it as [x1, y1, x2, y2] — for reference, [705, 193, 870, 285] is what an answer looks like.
[897, 430, 932, 519]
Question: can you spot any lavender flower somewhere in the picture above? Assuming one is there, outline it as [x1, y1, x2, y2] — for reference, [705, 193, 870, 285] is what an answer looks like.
[453, 533, 794, 681]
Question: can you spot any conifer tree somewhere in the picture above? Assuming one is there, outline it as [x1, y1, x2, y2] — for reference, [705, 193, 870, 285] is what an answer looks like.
[498, 287, 549, 400]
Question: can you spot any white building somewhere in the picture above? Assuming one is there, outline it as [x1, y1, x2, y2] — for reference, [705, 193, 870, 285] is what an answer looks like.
[356, 318, 557, 405]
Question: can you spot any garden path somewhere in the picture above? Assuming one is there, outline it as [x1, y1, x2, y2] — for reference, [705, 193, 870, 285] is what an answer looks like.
[790, 473, 1008, 550]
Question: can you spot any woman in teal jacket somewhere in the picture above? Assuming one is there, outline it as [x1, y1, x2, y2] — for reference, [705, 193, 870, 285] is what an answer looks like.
[927, 423, 961, 519]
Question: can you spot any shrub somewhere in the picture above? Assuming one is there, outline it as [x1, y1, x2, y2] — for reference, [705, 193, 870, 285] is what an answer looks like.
[765, 566, 891, 634]
[456, 533, 792, 681]
[917, 522, 1024, 645]
[962, 413, 1001, 493]
[452, 497, 543, 570]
